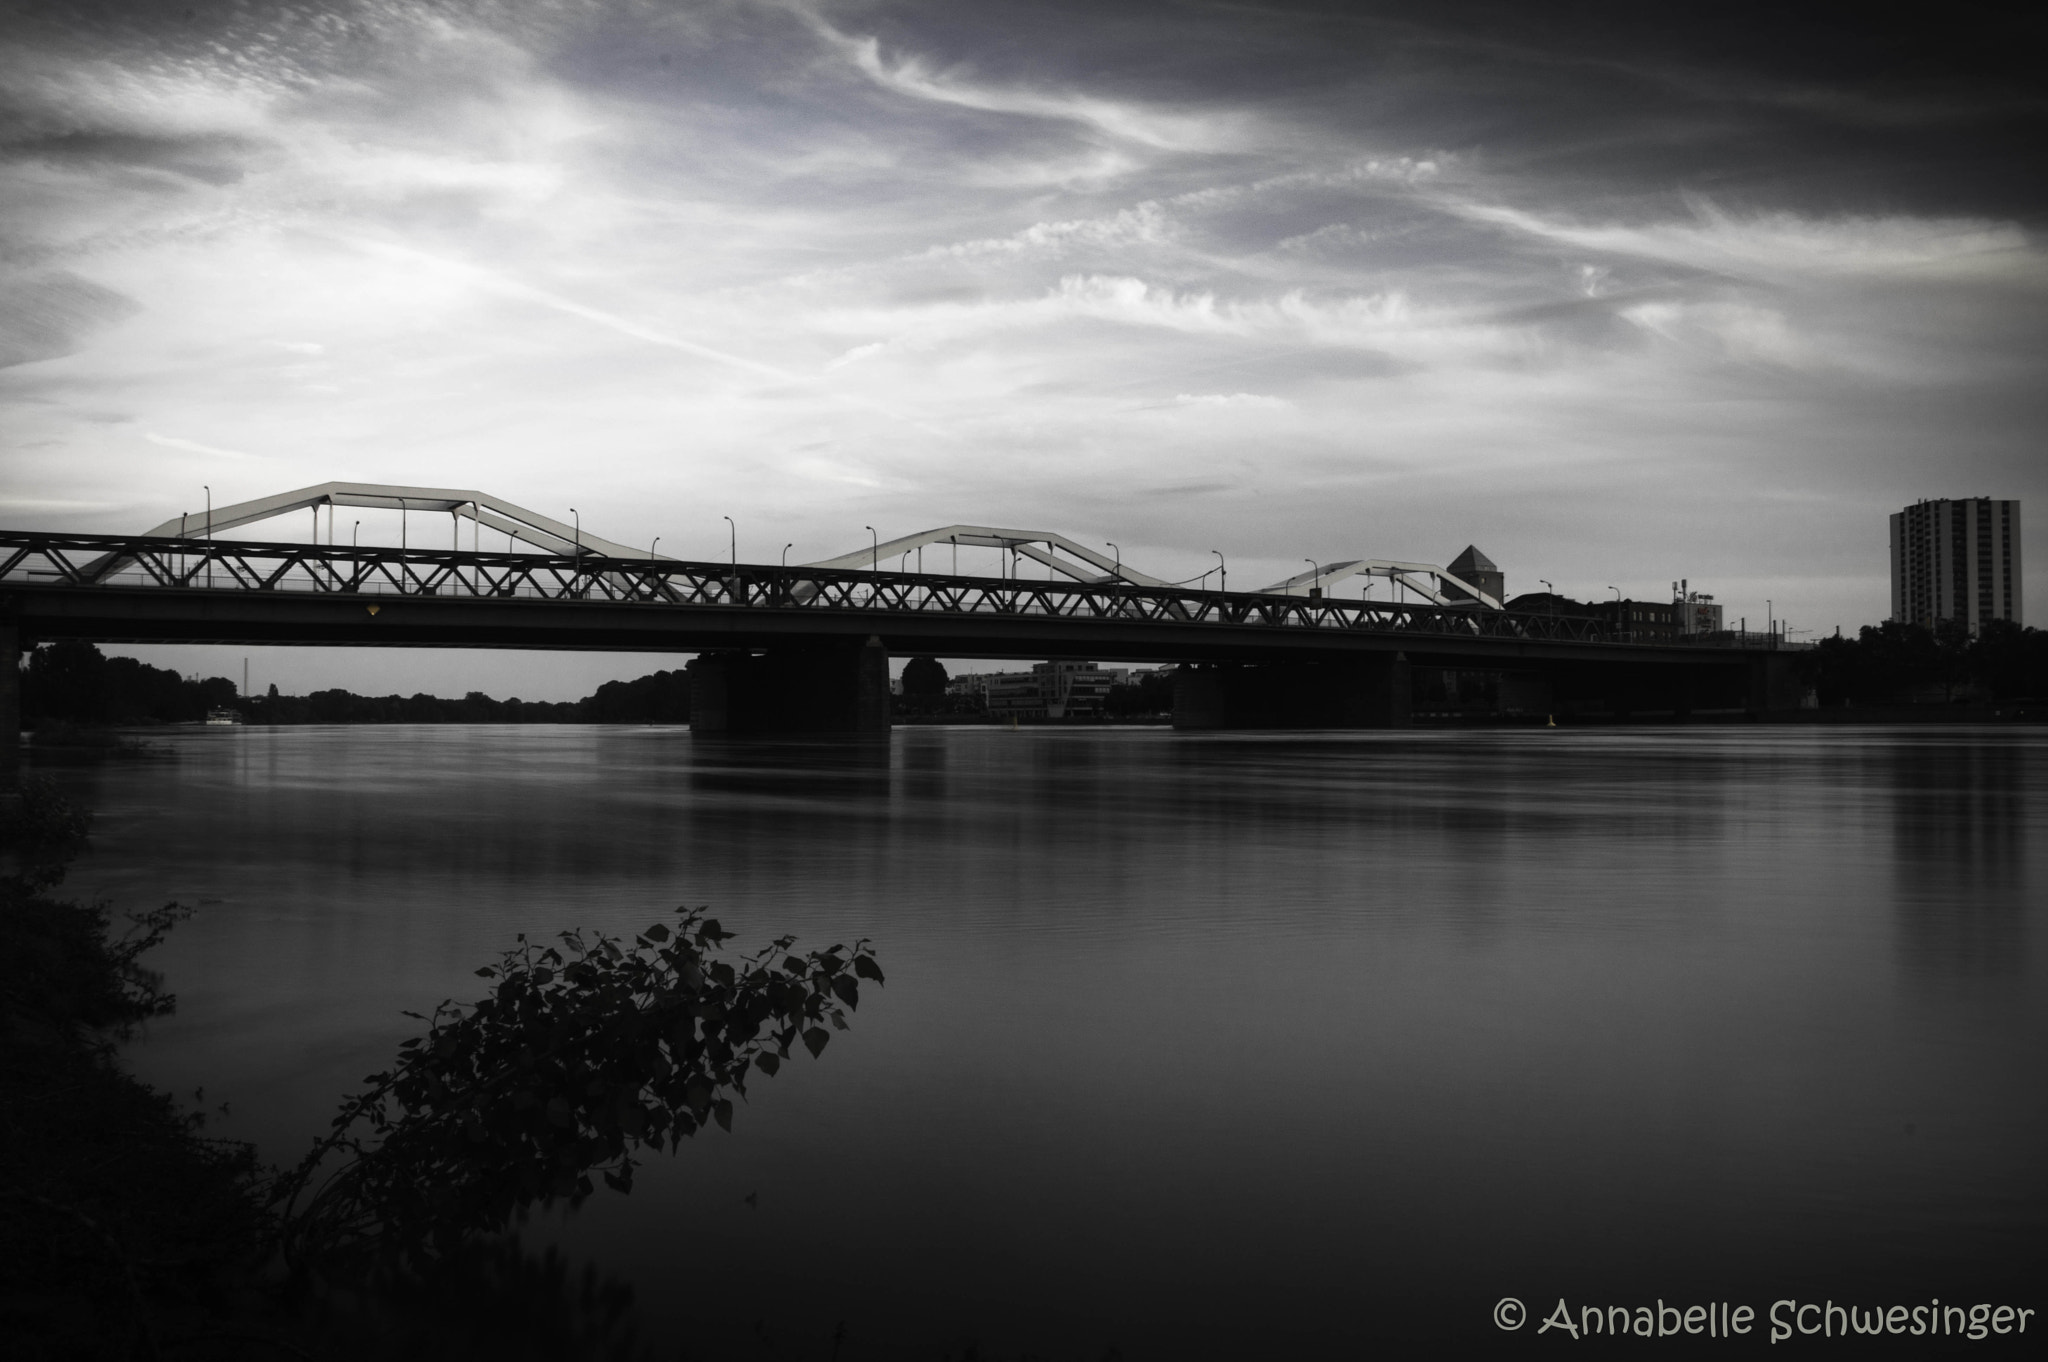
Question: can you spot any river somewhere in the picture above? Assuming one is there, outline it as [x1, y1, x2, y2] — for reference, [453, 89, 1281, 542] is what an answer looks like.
[47, 723, 2047, 1355]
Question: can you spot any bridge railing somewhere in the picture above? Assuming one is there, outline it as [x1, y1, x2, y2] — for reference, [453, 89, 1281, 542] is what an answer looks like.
[0, 531, 1624, 645]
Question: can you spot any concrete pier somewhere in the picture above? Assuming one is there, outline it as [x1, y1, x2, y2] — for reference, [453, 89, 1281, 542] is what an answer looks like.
[688, 636, 891, 735]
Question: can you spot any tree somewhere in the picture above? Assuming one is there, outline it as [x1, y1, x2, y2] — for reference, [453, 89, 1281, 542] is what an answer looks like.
[278, 910, 882, 1271]
[900, 656, 947, 698]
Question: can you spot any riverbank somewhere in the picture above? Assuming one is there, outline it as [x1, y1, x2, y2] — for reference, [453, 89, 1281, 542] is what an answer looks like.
[1, 786, 278, 1357]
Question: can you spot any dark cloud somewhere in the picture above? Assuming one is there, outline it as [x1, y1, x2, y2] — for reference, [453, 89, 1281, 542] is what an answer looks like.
[0, 270, 139, 368]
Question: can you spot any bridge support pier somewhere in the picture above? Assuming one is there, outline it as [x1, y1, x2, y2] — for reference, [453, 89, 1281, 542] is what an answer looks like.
[688, 636, 891, 736]
[1172, 655, 1411, 730]
[1747, 652, 1804, 717]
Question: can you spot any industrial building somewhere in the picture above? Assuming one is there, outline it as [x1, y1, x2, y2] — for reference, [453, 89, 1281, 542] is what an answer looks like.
[1890, 498, 2023, 633]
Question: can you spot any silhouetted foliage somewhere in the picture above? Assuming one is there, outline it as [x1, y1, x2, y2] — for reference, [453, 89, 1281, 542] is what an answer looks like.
[280, 910, 882, 1272]
[1, 843, 268, 1359]
[581, 668, 690, 723]
[21, 637, 234, 725]
[1808, 619, 2046, 705]
[901, 656, 948, 698]
[17, 642, 693, 727]
[1106, 671, 1175, 718]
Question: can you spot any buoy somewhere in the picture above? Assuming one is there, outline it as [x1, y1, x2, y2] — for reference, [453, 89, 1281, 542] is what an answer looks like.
[366, 604, 381, 616]
[1546, 714, 1556, 727]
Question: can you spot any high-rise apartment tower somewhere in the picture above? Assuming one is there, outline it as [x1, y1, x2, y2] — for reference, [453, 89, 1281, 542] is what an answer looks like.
[1889, 498, 2022, 632]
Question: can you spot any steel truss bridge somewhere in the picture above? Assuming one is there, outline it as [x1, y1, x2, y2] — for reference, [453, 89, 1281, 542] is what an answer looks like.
[3, 527, 1699, 666]
[0, 482, 1800, 740]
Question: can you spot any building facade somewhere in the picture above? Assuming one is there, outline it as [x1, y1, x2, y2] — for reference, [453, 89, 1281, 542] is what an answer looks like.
[1890, 498, 2023, 633]
[953, 661, 1117, 719]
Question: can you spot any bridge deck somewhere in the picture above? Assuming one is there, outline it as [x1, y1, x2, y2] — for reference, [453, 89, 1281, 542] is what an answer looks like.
[2, 531, 1781, 668]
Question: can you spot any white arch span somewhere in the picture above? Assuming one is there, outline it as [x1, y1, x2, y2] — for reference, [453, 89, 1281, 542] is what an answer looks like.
[804, 524, 1171, 587]
[1257, 560, 1503, 610]
[128, 481, 664, 559]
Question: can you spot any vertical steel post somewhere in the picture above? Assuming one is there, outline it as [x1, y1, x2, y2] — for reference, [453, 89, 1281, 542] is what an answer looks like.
[0, 620, 19, 795]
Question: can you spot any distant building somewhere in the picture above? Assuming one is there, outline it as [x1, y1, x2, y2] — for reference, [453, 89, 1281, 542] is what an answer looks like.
[1508, 582, 1722, 640]
[1599, 598, 1682, 640]
[957, 661, 1117, 719]
[1673, 582, 1723, 635]
[1891, 498, 2022, 632]
[1442, 545, 1504, 605]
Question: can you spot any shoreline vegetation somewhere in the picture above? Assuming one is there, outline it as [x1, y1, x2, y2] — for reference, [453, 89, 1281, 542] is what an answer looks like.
[15, 624, 2048, 746]
[0, 777, 883, 1360]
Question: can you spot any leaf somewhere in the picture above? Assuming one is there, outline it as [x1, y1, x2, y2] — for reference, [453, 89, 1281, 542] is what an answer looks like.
[754, 1052, 781, 1077]
[475, 966, 498, 978]
[802, 1027, 829, 1058]
[830, 1012, 849, 1031]
[713, 1099, 733, 1132]
[852, 955, 885, 984]
[830, 975, 859, 1009]
[645, 922, 670, 942]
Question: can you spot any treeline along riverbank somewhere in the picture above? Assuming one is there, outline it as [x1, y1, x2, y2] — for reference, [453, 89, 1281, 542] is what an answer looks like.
[20, 641, 689, 728]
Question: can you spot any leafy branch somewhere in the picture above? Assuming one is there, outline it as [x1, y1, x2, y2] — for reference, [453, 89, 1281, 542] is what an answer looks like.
[276, 908, 882, 1271]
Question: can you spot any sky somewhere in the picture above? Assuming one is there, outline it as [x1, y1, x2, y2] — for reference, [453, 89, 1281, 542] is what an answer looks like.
[2, 0, 2043, 698]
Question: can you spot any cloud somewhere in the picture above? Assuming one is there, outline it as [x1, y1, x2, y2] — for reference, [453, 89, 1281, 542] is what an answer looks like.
[1450, 195, 2032, 283]
[0, 0, 2039, 656]
[789, 3, 1253, 153]
[144, 431, 261, 461]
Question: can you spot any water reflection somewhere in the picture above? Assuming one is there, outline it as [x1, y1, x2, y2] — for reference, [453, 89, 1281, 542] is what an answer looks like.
[1889, 737, 2029, 983]
[39, 723, 2048, 1356]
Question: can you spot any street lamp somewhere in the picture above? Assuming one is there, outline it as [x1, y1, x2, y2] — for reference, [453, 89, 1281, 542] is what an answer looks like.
[650, 536, 660, 559]
[865, 526, 877, 571]
[203, 485, 212, 588]
[569, 508, 580, 563]
[782, 543, 793, 567]
[1608, 586, 1621, 601]
[722, 515, 737, 571]
[1212, 550, 1226, 596]
[1303, 559, 1317, 597]
[1540, 579, 1554, 618]
[352, 519, 360, 547]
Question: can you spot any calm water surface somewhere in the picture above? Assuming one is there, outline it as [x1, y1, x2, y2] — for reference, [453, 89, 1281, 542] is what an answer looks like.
[49, 724, 2048, 1355]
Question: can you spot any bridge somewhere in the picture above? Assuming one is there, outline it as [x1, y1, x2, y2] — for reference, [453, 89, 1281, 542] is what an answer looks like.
[1, 483, 1802, 758]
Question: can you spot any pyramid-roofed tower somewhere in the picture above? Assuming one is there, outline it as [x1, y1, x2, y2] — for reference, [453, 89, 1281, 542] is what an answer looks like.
[1444, 545, 1505, 604]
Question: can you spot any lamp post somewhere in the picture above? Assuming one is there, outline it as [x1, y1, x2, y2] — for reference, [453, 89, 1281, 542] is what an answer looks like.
[1539, 579, 1554, 618]
[1766, 600, 1773, 646]
[782, 543, 793, 567]
[1303, 559, 1317, 597]
[352, 520, 360, 547]
[1212, 550, 1225, 596]
[865, 526, 877, 571]
[650, 536, 660, 559]
[723, 515, 736, 570]
[398, 496, 408, 551]
[203, 485, 212, 588]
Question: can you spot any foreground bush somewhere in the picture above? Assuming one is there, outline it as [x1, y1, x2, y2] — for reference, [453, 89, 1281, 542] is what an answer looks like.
[280, 911, 883, 1273]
